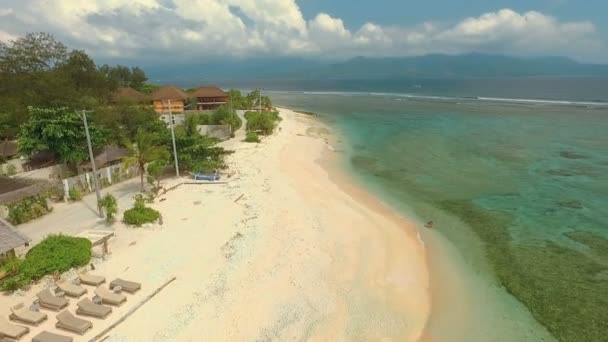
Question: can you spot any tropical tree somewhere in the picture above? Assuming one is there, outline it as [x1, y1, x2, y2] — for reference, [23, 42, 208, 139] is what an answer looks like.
[18, 107, 109, 164]
[122, 130, 169, 192]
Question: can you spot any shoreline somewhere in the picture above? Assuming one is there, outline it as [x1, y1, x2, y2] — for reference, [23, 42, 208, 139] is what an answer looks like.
[295, 105, 557, 342]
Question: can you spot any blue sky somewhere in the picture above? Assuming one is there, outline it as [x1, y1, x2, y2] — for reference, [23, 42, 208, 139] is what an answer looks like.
[0, 0, 606, 63]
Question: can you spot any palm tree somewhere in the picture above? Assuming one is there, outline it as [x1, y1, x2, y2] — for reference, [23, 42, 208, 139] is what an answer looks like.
[122, 130, 169, 192]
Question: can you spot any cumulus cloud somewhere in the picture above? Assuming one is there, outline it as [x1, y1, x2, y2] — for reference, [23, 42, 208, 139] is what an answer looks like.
[0, 1, 602, 61]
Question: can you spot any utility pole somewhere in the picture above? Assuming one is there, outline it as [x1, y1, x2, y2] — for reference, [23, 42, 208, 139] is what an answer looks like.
[167, 100, 180, 177]
[80, 110, 103, 218]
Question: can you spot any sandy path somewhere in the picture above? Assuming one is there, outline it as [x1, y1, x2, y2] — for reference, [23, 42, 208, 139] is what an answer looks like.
[2, 109, 430, 341]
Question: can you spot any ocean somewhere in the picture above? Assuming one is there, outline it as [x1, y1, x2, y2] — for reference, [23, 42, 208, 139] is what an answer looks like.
[267, 79, 608, 341]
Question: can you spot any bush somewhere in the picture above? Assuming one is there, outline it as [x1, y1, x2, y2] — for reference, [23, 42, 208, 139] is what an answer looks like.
[245, 131, 260, 143]
[6, 164, 17, 176]
[123, 194, 160, 227]
[245, 111, 280, 135]
[68, 186, 82, 201]
[0, 235, 91, 292]
[99, 193, 118, 223]
[7, 194, 52, 225]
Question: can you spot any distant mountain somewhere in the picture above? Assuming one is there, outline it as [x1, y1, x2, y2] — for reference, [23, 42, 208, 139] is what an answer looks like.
[144, 54, 608, 85]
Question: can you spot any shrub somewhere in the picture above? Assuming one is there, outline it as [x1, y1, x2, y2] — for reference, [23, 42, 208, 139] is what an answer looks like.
[123, 194, 160, 227]
[0, 258, 22, 277]
[99, 193, 118, 223]
[68, 186, 82, 201]
[0, 235, 91, 292]
[245, 110, 280, 135]
[6, 164, 17, 176]
[7, 194, 52, 225]
[245, 131, 260, 143]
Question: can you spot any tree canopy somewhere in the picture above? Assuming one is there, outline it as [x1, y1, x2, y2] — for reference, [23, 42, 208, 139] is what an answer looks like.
[18, 107, 109, 164]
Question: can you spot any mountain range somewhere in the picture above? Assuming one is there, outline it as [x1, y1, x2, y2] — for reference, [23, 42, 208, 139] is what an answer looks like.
[143, 53, 608, 86]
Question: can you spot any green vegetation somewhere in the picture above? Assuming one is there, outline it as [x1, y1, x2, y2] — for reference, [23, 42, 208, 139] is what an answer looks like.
[99, 193, 118, 223]
[211, 105, 242, 132]
[18, 107, 109, 164]
[245, 110, 281, 136]
[245, 132, 261, 143]
[227, 89, 272, 110]
[94, 103, 165, 142]
[98, 65, 147, 91]
[437, 199, 608, 342]
[122, 131, 170, 192]
[68, 186, 82, 201]
[170, 133, 233, 173]
[0, 235, 91, 292]
[146, 160, 166, 195]
[5, 164, 17, 176]
[123, 194, 160, 227]
[7, 194, 52, 225]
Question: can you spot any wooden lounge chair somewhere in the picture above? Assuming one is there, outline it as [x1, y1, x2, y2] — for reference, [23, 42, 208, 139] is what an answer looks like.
[9, 303, 48, 326]
[56, 280, 87, 298]
[36, 289, 69, 311]
[110, 278, 141, 293]
[55, 310, 92, 335]
[76, 298, 112, 319]
[0, 317, 29, 340]
[78, 272, 105, 286]
[94, 286, 126, 306]
[32, 331, 73, 342]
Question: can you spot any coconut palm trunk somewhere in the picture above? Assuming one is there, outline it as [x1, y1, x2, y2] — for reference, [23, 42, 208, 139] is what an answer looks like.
[122, 130, 170, 193]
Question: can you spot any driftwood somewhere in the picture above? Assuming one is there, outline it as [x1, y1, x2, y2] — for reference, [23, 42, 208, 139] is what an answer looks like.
[88, 276, 177, 342]
[234, 194, 245, 203]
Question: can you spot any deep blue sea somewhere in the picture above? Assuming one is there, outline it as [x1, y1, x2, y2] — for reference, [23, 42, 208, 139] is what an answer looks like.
[266, 78, 608, 342]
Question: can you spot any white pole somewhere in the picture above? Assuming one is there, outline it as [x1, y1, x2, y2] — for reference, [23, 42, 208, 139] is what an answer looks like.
[81, 110, 104, 218]
[258, 88, 261, 113]
[168, 100, 180, 177]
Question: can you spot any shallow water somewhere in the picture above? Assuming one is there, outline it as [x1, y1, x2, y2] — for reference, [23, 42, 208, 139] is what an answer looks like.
[273, 93, 608, 341]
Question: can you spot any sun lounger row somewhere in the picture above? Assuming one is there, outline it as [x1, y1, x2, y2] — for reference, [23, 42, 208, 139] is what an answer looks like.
[2, 273, 141, 341]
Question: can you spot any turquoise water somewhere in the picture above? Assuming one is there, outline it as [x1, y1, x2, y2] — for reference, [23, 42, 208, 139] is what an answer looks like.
[272, 93, 608, 341]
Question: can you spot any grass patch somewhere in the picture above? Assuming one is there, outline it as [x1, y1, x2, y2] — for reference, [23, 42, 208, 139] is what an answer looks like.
[244, 131, 260, 143]
[0, 235, 92, 292]
[437, 199, 608, 342]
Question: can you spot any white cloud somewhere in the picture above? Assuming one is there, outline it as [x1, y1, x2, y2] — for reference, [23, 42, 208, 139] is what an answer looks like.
[0, 2, 603, 61]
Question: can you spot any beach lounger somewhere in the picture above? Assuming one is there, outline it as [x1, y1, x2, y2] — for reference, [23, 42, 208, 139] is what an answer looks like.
[9, 303, 48, 326]
[78, 272, 105, 286]
[56, 280, 87, 298]
[94, 286, 126, 306]
[0, 317, 29, 340]
[76, 298, 112, 319]
[32, 331, 73, 342]
[110, 278, 141, 293]
[36, 289, 69, 311]
[55, 310, 92, 335]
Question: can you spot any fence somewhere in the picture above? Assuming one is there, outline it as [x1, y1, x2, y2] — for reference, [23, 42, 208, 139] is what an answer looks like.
[61, 163, 138, 201]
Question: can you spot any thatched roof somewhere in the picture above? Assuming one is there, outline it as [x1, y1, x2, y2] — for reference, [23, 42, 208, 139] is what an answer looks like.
[151, 86, 189, 101]
[190, 86, 227, 98]
[0, 176, 50, 205]
[111, 87, 150, 103]
[0, 140, 18, 158]
[80, 145, 129, 169]
[0, 218, 30, 254]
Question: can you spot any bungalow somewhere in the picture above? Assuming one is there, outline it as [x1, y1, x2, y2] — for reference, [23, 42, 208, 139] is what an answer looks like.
[190, 86, 228, 110]
[78, 145, 130, 173]
[0, 217, 30, 261]
[151, 86, 189, 114]
[110, 87, 150, 104]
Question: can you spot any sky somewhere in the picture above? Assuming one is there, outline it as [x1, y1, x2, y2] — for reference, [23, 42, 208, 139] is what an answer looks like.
[0, 0, 607, 63]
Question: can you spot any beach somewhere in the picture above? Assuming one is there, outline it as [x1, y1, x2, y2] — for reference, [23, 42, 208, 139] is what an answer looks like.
[1, 108, 431, 341]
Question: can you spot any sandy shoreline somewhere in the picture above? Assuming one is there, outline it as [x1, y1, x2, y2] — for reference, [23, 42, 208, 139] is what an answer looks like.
[1, 108, 431, 341]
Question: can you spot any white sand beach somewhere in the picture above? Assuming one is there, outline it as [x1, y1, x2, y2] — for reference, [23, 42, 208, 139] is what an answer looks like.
[1, 108, 430, 341]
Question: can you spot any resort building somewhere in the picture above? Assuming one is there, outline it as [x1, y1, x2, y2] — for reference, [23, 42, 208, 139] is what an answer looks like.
[0, 217, 30, 261]
[78, 145, 130, 173]
[0, 140, 18, 160]
[110, 87, 150, 104]
[190, 87, 228, 110]
[151, 86, 189, 114]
